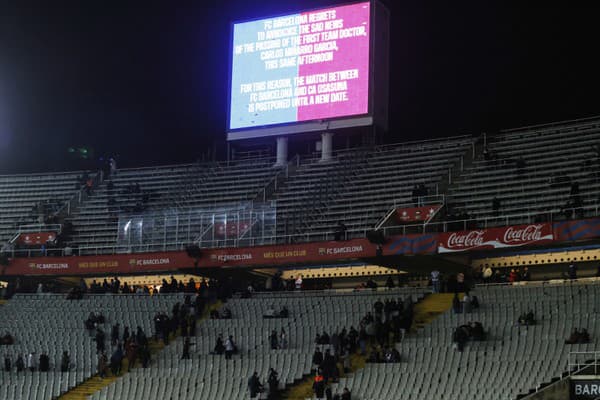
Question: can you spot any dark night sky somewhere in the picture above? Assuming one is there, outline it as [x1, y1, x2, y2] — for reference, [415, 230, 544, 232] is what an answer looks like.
[0, 2, 599, 173]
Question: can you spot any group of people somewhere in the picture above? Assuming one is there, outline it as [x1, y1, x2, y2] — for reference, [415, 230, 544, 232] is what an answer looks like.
[313, 369, 352, 400]
[366, 346, 401, 363]
[452, 322, 485, 352]
[248, 368, 280, 399]
[212, 335, 238, 359]
[3, 351, 70, 373]
[269, 329, 288, 350]
[565, 328, 591, 344]
[517, 311, 536, 326]
[452, 292, 480, 314]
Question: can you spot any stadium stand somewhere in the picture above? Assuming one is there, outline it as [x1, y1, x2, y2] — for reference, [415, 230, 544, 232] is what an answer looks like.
[271, 136, 474, 240]
[0, 171, 88, 245]
[90, 287, 427, 400]
[447, 117, 600, 226]
[0, 293, 183, 400]
[66, 158, 283, 253]
[332, 281, 599, 400]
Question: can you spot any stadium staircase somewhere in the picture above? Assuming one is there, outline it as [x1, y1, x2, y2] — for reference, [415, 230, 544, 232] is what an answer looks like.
[58, 300, 222, 400]
[411, 293, 457, 331]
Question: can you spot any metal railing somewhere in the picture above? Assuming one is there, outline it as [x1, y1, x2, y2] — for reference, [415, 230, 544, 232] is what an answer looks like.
[569, 351, 600, 376]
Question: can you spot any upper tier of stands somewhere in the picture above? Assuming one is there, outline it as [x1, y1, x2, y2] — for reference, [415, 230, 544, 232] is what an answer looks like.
[333, 282, 598, 400]
[447, 116, 600, 226]
[0, 171, 85, 245]
[0, 293, 183, 400]
[3, 116, 600, 254]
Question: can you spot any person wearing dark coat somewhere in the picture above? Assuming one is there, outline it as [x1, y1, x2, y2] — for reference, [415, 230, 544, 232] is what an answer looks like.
[4, 356, 11, 372]
[268, 368, 279, 399]
[16, 355, 24, 372]
[341, 387, 352, 400]
[39, 353, 50, 372]
[248, 371, 262, 398]
[60, 351, 70, 372]
[312, 348, 324, 369]
[270, 330, 279, 350]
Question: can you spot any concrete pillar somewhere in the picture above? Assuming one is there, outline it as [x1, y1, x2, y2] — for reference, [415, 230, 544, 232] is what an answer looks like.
[274, 136, 288, 167]
[320, 132, 333, 162]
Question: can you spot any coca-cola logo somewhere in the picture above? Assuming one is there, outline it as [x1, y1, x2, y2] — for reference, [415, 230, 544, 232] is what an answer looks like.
[447, 231, 485, 248]
[503, 225, 544, 243]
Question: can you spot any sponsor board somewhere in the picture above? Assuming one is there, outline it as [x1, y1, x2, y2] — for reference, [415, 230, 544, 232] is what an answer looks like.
[438, 223, 554, 253]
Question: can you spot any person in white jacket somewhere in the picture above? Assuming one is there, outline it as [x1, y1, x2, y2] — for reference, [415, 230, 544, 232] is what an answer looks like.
[27, 352, 36, 372]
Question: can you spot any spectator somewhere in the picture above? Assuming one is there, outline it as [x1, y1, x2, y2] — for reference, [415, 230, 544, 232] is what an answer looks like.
[580, 329, 591, 344]
[386, 275, 395, 289]
[482, 266, 493, 283]
[521, 267, 531, 281]
[313, 370, 326, 399]
[279, 306, 289, 318]
[312, 348, 324, 370]
[4, 355, 11, 372]
[182, 337, 193, 360]
[341, 388, 352, 400]
[508, 269, 518, 283]
[268, 368, 279, 399]
[295, 275, 303, 290]
[111, 323, 120, 346]
[39, 352, 50, 372]
[431, 270, 440, 293]
[280, 328, 288, 349]
[98, 352, 108, 379]
[270, 330, 279, 350]
[110, 345, 123, 376]
[95, 328, 106, 354]
[518, 311, 536, 326]
[568, 263, 577, 280]
[60, 351, 70, 372]
[213, 335, 225, 355]
[462, 292, 472, 314]
[225, 335, 236, 359]
[16, 355, 24, 372]
[248, 371, 263, 398]
[27, 352, 36, 372]
[566, 329, 581, 344]
[452, 293, 461, 314]
[452, 327, 468, 352]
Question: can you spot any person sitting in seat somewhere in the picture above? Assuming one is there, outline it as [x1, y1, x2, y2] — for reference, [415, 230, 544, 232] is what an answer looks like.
[579, 329, 591, 344]
[60, 351, 70, 372]
[0, 332, 14, 345]
[39, 352, 50, 372]
[366, 349, 381, 363]
[565, 329, 581, 344]
[279, 306, 289, 318]
[213, 335, 225, 355]
[270, 330, 279, 350]
[518, 311, 536, 326]
[470, 322, 485, 341]
[221, 308, 232, 319]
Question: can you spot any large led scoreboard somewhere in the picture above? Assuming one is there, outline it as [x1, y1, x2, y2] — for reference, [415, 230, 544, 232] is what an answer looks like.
[227, 1, 389, 141]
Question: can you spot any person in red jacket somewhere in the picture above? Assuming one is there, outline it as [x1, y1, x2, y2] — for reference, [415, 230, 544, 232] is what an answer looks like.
[313, 370, 325, 399]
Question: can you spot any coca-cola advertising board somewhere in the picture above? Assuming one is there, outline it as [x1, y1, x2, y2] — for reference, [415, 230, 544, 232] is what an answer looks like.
[438, 223, 554, 253]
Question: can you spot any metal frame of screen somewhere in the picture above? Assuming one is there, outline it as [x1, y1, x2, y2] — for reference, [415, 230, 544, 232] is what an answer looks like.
[226, 0, 389, 141]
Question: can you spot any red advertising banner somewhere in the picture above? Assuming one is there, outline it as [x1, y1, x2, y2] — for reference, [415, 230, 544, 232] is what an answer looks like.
[4, 238, 379, 276]
[16, 232, 57, 246]
[395, 205, 441, 223]
[438, 223, 554, 253]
